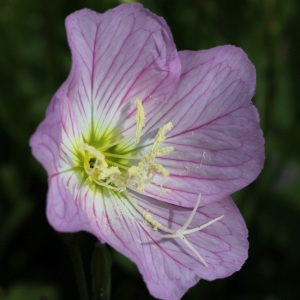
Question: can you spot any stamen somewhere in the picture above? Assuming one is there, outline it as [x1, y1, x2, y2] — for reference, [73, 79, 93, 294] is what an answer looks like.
[155, 146, 174, 157]
[134, 98, 145, 144]
[136, 122, 173, 183]
[80, 144, 108, 167]
[80, 100, 174, 192]
[150, 122, 172, 161]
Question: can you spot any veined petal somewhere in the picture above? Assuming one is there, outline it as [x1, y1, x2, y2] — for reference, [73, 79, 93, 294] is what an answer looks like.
[29, 93, 63, 175]
[143, 46, 264, 206]
[47, 172, 92, 233]
[30, 92, 88, 232]
[30, 91, 83, 175]
[65, 4, 181, 140]
[59, 95, 84, 168]
[81, 188, 248, 300]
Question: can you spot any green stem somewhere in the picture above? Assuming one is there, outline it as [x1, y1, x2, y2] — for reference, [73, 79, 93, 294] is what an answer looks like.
[91, 243, 111, 300]
[59, 232, 90, 300]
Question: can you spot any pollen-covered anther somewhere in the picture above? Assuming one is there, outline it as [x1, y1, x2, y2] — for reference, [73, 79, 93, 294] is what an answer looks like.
[80, 143, 123, 189]
[124, 165, 147, 191]
[142, 212, 161, 231]
[81, 143, 108, 170]
[147, 164, 169, 178]
[149, 122, 173, 162]
[131, 121, 173, 190]
[80, 100, 173, 192]
[98, 166, 121, 181]
[134, 98, 145, 144]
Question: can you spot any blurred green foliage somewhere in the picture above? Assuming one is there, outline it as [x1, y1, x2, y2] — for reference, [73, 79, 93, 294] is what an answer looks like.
[0, 0, 299, 299]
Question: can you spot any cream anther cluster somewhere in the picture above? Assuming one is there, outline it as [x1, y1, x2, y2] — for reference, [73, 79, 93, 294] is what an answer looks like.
[80, 98, 173, 192]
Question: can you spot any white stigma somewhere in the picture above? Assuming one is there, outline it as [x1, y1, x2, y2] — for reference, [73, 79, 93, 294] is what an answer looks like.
[127, 193, 224, 268]
[162, 194, 224, 267]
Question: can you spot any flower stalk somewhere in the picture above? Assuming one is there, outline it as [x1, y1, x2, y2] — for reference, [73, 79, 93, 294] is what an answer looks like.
[91, 243, 112, 300]
[59, 233, 90, 300]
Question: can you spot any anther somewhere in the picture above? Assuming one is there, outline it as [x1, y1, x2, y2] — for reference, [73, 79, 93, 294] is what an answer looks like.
[134, 98, 145, 144]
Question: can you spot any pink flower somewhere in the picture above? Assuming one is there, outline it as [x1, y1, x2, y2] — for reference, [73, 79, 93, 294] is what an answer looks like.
[30, 3, 264, 300]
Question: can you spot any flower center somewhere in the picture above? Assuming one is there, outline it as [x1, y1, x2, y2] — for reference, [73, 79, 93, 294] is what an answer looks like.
[80, 98, 173, 192]
[74, 98, 224, 267]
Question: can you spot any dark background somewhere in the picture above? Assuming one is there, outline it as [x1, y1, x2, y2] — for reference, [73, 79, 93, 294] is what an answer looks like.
[1, 0, 299, 299]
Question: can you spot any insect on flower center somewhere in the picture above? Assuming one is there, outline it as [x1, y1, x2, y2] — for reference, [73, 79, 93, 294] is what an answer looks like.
[80, 98, 173, 192]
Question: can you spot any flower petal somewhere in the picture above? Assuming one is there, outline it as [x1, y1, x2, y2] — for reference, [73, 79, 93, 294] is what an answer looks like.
[81, 188, 248, 300]
[29, 93, 62, 176]
[30, 92, 90, 232]
[30, 90, 83, 174]
[65, 4, 181, 140]
[46, 172, 92, 233]
[143, 46, 264, 206]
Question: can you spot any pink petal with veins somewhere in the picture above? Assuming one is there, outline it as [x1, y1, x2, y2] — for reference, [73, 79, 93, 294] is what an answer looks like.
[64, 4, 181, 139]
[81, 188, 247, 300]
[142, 46, 264, 206]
